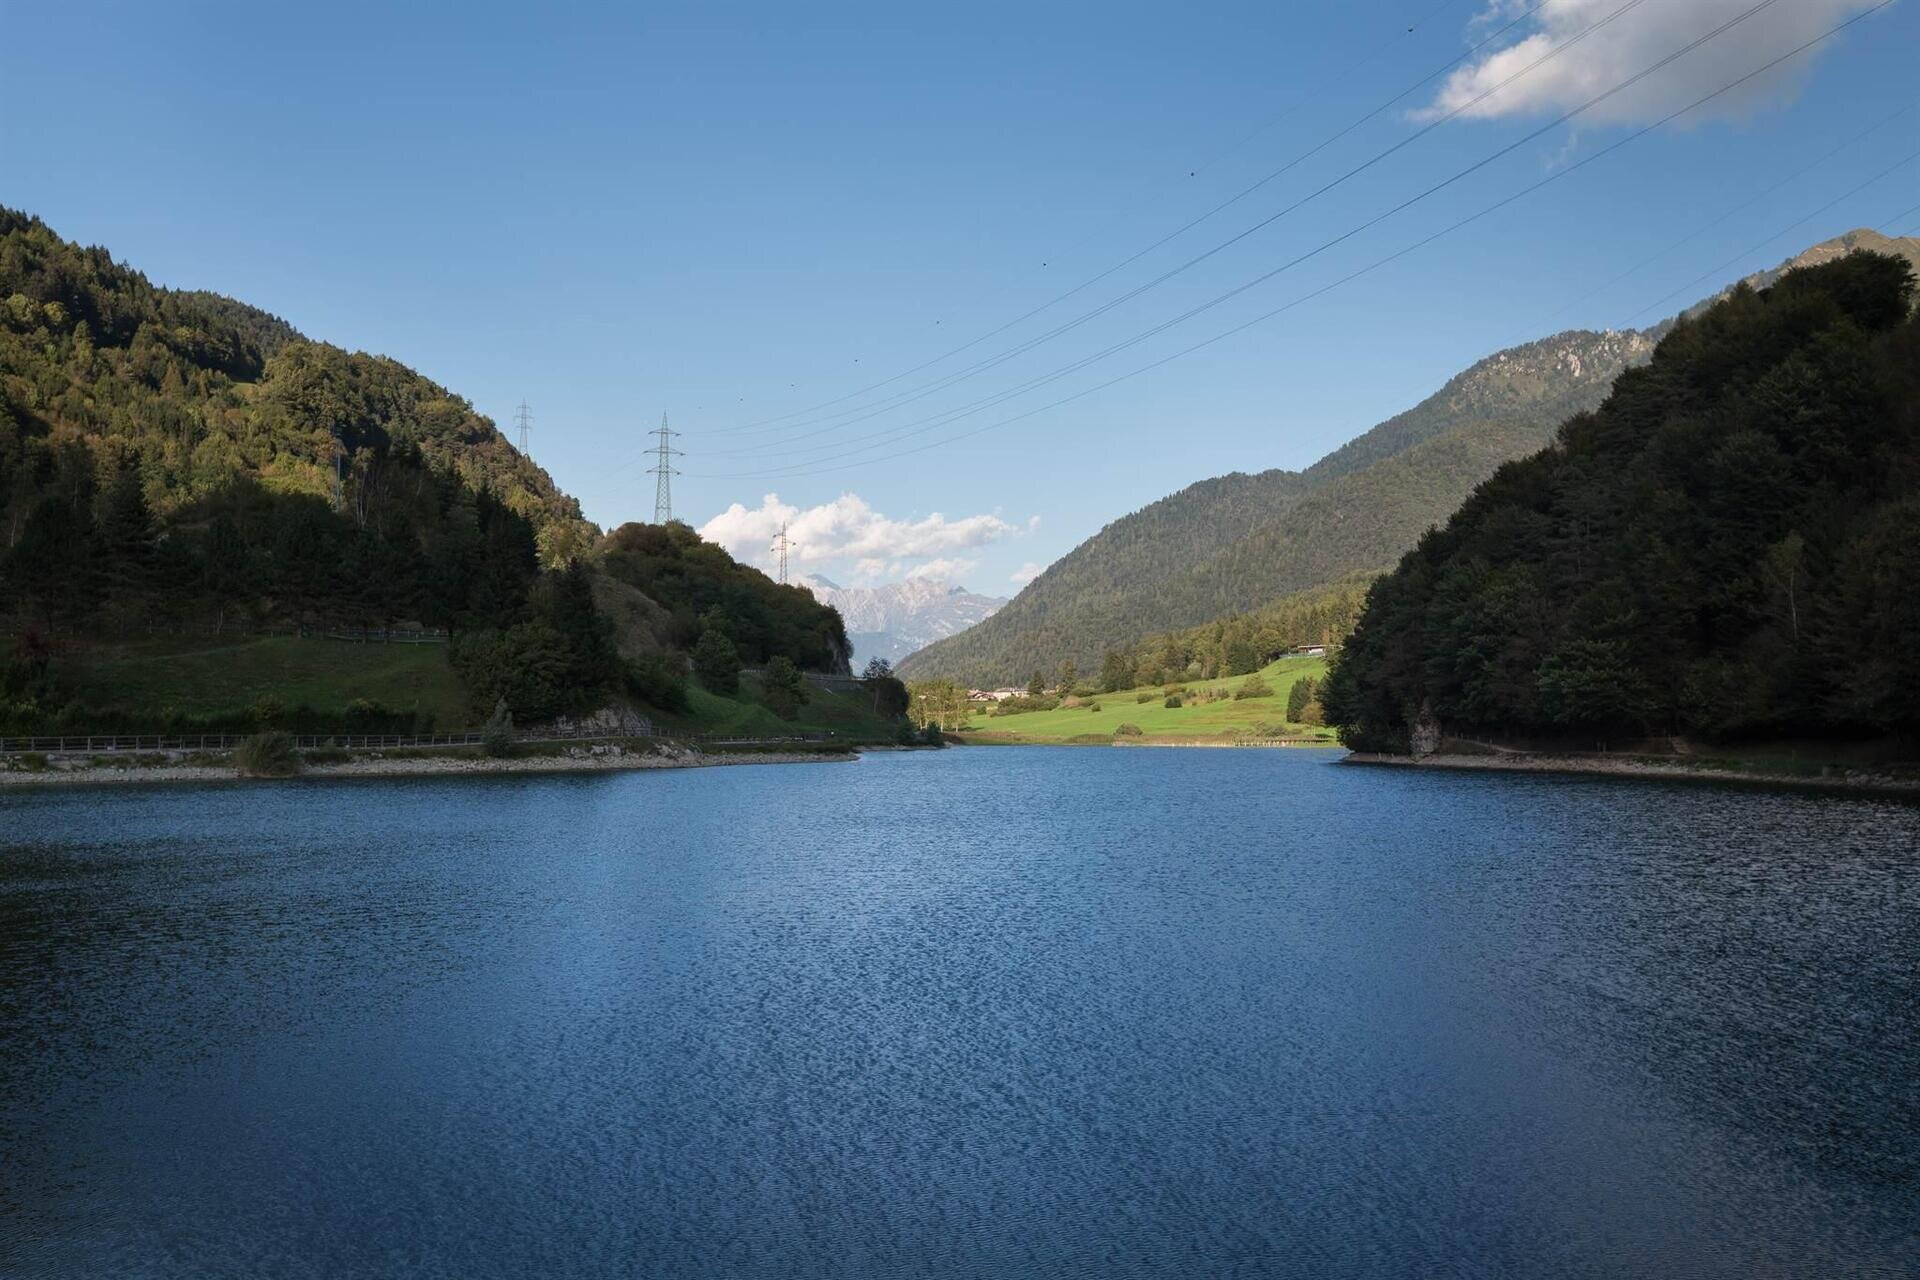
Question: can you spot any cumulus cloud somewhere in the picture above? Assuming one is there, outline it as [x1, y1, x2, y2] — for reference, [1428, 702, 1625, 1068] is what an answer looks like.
[1009, 562, 1046, 586]
[1419, 0, 1882, 127]
[697, 492, 1021, 583]
[905, 558, 978, 582]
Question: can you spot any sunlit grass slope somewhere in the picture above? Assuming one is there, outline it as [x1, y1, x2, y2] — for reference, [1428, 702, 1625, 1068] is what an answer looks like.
[957, 655, 1335, 744]
[55, 635, 469, 724]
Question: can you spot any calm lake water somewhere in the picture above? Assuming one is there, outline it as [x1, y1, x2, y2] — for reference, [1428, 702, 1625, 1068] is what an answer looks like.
[2, 748, 1916, 1277]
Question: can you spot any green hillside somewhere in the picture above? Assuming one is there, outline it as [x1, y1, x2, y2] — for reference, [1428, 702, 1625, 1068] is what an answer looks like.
[0, 210, 883, 742]
[1326, 250, 1920, 751]
[957, 655, 1334, 745]
[901, 327, 1652, 686]
[903, 230, 1920, 690]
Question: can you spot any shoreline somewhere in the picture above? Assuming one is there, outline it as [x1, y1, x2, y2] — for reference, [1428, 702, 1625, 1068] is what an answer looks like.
[1341, 750, 1920, 797]
[0, 744, 857, 789]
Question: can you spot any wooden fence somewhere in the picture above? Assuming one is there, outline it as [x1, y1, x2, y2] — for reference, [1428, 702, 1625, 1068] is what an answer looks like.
[0, 726, 839, 756]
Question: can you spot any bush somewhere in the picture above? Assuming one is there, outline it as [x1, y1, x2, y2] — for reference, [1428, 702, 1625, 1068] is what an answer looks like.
[761, 655, 810, 721]
[691, 627, 742, 695]
[233, 730, 300, 777]
[895, 721, 919, 745]
[1087, 702, 1101, 712]
[481, 698, 515, 757]
[249, 694, 286, 728]
[1286, 677, 1319, 722]
[1234, 675, 1273, 700]
[12, 750, 48, 771]
[1136, 691, 1156, 703]
[921, 723, 946, 746]
[1163, 695, 1183, 708]
[452, 622, 575, 722]
[621, 652, 690, 712]
[868, 675, 910, 719]
[1114, 722, 1143, 736]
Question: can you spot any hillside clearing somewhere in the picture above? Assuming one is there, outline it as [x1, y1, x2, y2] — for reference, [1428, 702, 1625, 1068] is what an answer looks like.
[955, 655, 1335, 745]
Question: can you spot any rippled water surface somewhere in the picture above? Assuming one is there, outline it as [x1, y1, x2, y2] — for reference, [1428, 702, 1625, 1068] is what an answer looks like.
[2, 749, 1917, 1277]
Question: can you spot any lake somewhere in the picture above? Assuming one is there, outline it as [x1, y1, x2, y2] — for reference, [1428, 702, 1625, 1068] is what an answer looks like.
[2, 748, 1916, 1277]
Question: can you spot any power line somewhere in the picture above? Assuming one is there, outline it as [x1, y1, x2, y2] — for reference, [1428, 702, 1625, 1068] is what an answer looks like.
[653, 0, 1658, 475]
[647, 413, 683, 523]
[1528, 102, 1915, 334]
[690, 0, 1802, 475]
[685, 0, 1898, 482]
[691, 0, 1572, 442]
[1625, 150, 1920, 325]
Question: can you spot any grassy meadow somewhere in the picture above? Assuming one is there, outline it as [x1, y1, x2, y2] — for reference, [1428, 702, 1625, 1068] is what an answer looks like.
[956, 655, 1336, 745]
[21, 634, 901, 741]
[54, 635, 471, 725]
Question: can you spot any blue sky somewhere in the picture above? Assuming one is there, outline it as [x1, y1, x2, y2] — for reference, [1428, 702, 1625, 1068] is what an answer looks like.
[4, 0, 1915, 592]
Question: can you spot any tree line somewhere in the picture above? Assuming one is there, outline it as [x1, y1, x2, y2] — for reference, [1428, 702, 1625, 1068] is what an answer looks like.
[1325, 252, 1920, 751]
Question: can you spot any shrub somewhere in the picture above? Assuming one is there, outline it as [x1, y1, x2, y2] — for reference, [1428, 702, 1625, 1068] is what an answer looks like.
[249, 694, 286, 728]
[1286, 677, 1319, 722]
[234, 730, 300, 777]
[1087, 702, 1101, 712]
[761, 655, 810, 721]
[691, 627, 742, 695]
[1114, 722, 1143, 736]
[895, 721, 919, 745]
[481, 698, 515, 757]
[13, 751, 48, 771]
[1234, 675, 1273, 700]
[621, 652, 690, 712]
[1163, 695, 1183, 709]
[1136, 691, 1155, 703]
[921, 723, 946, 746]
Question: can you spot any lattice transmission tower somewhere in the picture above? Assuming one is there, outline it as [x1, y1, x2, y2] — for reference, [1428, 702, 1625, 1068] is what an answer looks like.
[770, 523, 799, 584]
[513, 401, 533, 456]
[648, 413, 683, 523]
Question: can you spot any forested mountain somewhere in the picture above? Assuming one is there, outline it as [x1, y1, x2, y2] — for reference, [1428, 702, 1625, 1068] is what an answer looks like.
[0, 209, 588, 552]
[902, 231, 1920, 689]
[1325, 250, 1920, 751]
[0, 209, 852, 731]
[901, 327, 1651, 686]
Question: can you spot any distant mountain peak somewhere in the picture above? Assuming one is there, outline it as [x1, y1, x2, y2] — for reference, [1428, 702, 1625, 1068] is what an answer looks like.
[801, 575, 1008, 671]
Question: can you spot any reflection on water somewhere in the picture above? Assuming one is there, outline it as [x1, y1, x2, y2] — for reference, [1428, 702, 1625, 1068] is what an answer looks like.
[2, 750, 1916, 1277]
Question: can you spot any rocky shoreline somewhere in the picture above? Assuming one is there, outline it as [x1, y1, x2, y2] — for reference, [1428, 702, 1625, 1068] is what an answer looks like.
[0, 744, 857, 788]
[1341, 750, 1920, 797]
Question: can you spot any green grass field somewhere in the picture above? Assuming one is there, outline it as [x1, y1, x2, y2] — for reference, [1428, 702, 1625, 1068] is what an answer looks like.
[957, 655, 1336, 745]
[42, 636, 902, 740]
[55, 635, 470, 724]
[657, 674, 902, 741]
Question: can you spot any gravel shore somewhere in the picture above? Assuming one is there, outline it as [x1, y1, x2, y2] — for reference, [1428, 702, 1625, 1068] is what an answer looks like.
[1341, 750, 1920, 796]
[0, 745, 856, 788]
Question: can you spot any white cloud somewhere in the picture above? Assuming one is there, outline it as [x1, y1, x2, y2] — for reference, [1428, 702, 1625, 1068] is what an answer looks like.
[905, 558, 977, 581]
[1419, 0, 1882, 127]
[1009, 562, 1046, 586]
[698, 492, 1021, 583]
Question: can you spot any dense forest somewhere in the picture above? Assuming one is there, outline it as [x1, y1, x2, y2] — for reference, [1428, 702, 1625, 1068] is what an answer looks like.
[1325, 251, 1920, 752]
[0, 206, 593, 632]
[598, 521, 851, 674]
[901, 326, 1652, 686]
[0, 210, 856, 733]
